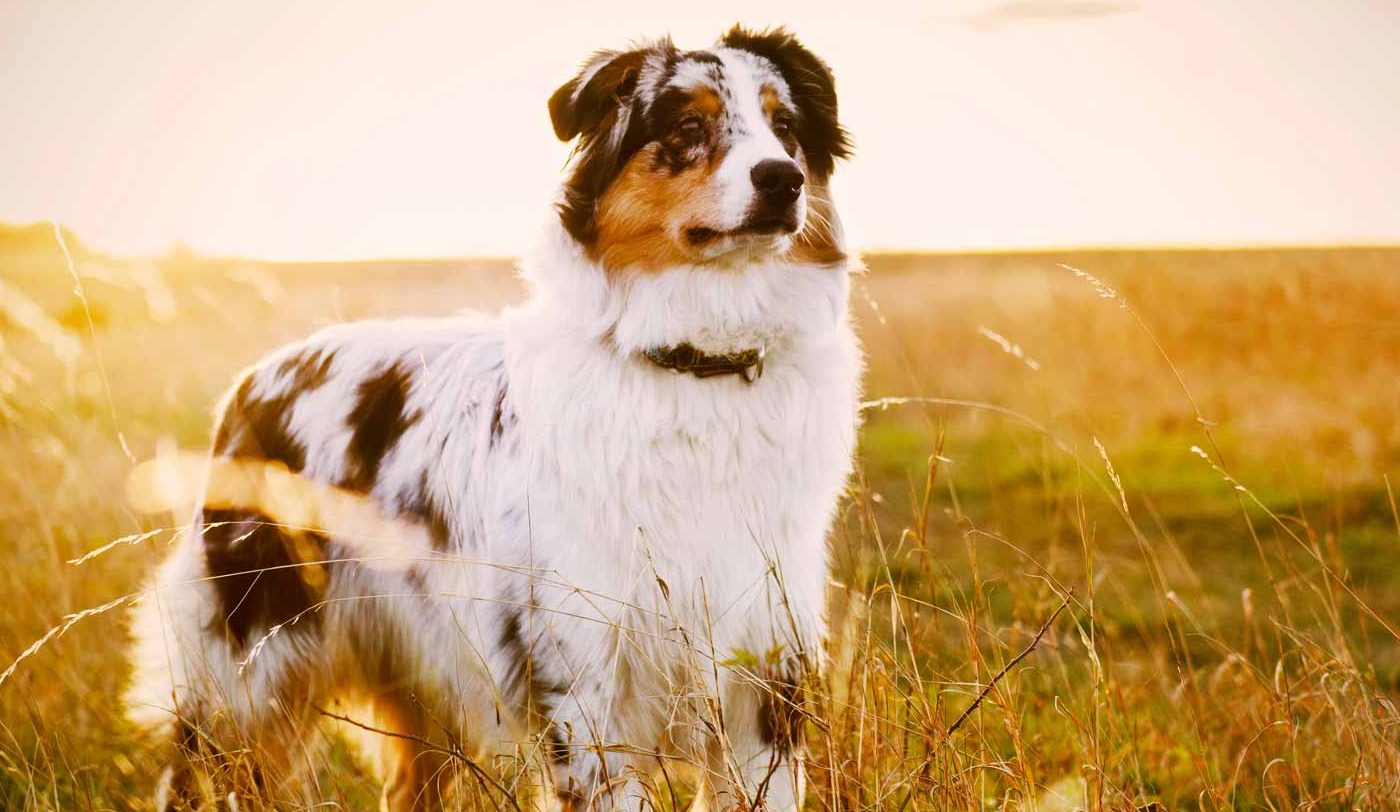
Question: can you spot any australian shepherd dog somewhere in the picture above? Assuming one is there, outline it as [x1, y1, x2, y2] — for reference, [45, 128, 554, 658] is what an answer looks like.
[127, 26, 861, 811]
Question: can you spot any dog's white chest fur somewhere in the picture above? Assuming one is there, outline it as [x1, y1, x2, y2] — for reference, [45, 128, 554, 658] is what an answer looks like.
[503, 240, 861, 652]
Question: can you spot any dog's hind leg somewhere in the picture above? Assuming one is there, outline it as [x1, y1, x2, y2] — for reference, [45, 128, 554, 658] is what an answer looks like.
[128, 515, 334, 809]
[367, 688, 455, 812]
[154, 694, 325, 810]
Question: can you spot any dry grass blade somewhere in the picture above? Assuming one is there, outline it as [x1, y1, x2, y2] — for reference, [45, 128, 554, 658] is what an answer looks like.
[946, 590, 1072, 736]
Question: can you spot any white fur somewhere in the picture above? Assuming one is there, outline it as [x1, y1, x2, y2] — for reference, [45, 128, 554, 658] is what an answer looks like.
[127, 48, 860, 812]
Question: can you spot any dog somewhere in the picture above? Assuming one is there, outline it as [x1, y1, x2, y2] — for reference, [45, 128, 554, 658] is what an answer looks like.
[127, 26, 860, 811]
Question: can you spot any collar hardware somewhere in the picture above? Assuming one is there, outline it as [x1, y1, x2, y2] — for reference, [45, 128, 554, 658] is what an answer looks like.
[642, 343, 765, 383]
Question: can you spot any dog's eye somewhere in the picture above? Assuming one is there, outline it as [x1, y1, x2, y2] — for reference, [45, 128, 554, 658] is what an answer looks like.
[772, 114, 795, 139]
[674, 115, 705, 139]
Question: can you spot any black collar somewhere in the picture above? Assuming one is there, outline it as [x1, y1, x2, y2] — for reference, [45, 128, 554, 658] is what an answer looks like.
[642, 343, 765, 383]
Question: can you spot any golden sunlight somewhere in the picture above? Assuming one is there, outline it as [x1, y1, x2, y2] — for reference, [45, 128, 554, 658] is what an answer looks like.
[3, 3, 1399, 809]
[2, 0, 1397, 259]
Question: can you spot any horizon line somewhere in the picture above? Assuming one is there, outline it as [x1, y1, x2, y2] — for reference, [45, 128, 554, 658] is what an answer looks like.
[129, 239, 1400, 266]
[4, 220, 1398, 265]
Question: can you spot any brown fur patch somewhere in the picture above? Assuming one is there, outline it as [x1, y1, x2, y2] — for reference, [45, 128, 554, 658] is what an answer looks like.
[215, 374, 308, 472]
[692, 86, 723, 118]
[343, 362, 418, 493]
[592, 142, 722, 273]
[202, 507, 328, 648]
[760, 85, 784, 117]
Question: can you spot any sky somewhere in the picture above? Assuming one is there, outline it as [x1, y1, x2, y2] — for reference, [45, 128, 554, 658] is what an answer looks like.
[1, 0, 1397, 260]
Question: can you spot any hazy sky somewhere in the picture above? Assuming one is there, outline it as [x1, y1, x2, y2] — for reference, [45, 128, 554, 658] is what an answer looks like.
[2, 0, 1397, 259]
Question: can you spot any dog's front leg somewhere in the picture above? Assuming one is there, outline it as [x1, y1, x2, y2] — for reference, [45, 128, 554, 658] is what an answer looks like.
[703, 666, 808, 812]
[538, 671, 655, 812]
[545, 689, 648, 811]
[517, 603, 657, 812]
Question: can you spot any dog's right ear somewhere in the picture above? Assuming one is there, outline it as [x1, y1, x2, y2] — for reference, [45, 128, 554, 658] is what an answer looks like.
[548, 49, 649, 142]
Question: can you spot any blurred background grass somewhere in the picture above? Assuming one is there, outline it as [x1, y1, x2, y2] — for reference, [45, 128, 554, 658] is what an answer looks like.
[1, 221, 1397, 808]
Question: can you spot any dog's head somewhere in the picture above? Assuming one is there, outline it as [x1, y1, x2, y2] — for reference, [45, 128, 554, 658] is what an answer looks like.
[550, 27, 851, 272]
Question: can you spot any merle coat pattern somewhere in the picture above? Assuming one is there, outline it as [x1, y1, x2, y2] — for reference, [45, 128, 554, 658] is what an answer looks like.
[127, 27, 860, 812]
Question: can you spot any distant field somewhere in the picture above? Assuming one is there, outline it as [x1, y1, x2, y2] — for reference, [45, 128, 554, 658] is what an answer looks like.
[1, 223, 1397, 809]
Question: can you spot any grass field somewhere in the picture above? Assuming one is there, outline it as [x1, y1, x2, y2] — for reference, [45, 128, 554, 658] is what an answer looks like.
[1, 221, 1397, 809]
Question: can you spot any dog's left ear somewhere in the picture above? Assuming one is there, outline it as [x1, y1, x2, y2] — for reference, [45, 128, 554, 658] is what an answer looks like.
[549, 49, 649, 143]
[721, 26, 852, 179]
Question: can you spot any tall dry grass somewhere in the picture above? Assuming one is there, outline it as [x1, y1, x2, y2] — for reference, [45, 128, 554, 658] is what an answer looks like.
[0, 225, 1397, 809]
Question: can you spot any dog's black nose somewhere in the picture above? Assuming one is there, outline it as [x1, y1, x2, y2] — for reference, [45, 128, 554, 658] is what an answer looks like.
[751, 160, 805, 205]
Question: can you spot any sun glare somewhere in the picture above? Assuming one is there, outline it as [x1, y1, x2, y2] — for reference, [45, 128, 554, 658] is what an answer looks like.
[1, 1, 1397, 259]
